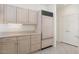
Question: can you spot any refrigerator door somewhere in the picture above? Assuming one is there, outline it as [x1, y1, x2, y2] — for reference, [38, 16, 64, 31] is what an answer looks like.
[42, 15, 54, 39]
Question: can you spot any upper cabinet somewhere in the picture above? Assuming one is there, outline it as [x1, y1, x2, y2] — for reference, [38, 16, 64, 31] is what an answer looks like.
[4, 5, 17, 24]
[0, 4, 38, 24]
[28, 9, 38, 24]
[17, 8, 38, 24]
[17, 8, 28, 24]
[0, 5, 4, 24]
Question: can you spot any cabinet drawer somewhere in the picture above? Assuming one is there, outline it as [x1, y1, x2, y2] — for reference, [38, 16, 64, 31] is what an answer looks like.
[30, 43, 41, 52]
[0, 37, 16, 43]
[16, 36, 25, 40]
[42, 38, 53, 48]
[31, 35, 41, 44]
[17, 36, 30, 40]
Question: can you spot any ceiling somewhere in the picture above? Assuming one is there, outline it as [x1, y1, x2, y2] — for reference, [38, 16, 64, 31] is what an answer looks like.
[56, 4, 70, 9]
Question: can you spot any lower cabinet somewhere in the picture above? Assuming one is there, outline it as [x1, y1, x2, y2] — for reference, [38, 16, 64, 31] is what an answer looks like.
[17, 36, 30, 54]
[30, 35, 41, 52]
[0, 34, 41, 54]
[0, 37, 17, 54]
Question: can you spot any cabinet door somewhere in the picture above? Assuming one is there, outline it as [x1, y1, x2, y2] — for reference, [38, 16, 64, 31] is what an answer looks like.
[21, 8, 28, 24]
[4, 5, 16, 23]
[29, 9, 38, 24]
[0, 37, 17, 54]
[17, 8, 28, 24]
[17, 8, 22, 24]
[30, 35, 41, 52]
[17, 36, 30, 54]
[0, 4, 4, 24]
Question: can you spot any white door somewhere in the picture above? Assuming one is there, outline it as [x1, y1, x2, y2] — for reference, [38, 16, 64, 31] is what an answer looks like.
[63, 15, 79, 46]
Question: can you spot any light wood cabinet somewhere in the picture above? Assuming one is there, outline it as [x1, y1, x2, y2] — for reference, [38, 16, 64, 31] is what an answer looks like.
[0, 4, 4, 24]
[30, 35, 41, 52]
[16, 8, 21, 24]
[17, 8, 28, 24]
[4, 5, 16, 24]
[0, 34, 41, 54]
[0, 37, 17, 54]
[21, 8, 28, 24]
[17, 36, 30, 54]
[0, 5, 38, 24]
[29, 9, 38, 24]
[17, 8, 38, 24]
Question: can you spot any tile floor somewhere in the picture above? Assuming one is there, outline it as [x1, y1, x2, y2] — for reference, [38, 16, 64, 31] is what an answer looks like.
[34, 42, 79, 54]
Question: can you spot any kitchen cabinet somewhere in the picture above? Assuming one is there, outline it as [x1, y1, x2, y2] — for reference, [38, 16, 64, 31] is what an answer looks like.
[17, 36, 30, 54]
[0, 4, 4, 24]
[30, 35, 41, 52]
[17, 8, 28, 24]
[0, 33, 41, 54]
[0, 37, 17, 54]
[29, 9, 38, 24]
[0, 5, 38, 24]
[4, 5, 16, 24]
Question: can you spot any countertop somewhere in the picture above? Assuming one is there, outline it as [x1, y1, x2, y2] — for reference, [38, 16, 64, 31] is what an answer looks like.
[0, 32, 41, 38]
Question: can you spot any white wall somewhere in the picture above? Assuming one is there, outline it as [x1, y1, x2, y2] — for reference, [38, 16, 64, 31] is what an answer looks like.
[56, 5, 64, 42]
[56, 4, 79, 42]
